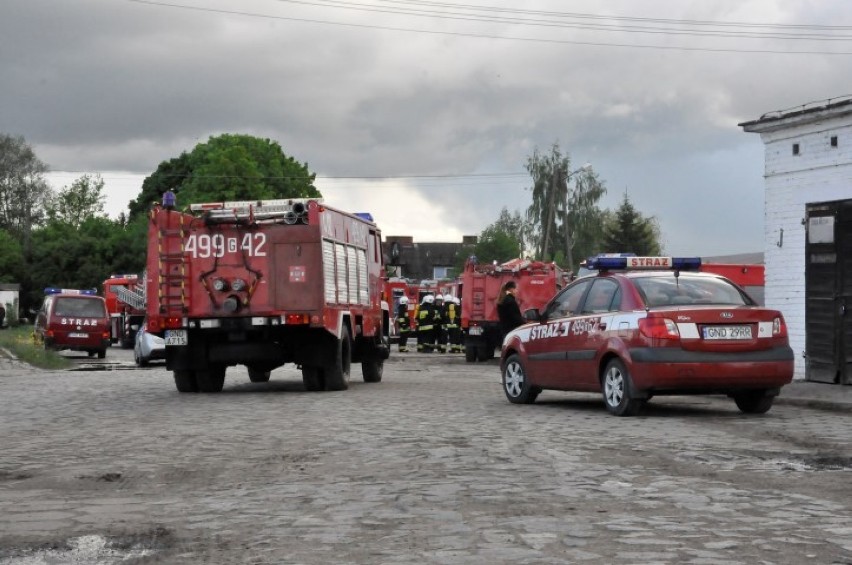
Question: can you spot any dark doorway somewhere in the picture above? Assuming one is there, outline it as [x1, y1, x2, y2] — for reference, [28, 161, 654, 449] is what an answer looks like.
[805, 199, 852, 384]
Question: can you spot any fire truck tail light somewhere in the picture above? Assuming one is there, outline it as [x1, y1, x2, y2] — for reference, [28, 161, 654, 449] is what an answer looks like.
[162, 317, 183, 329]
[773, 317, 787, 337]
[639, 317, 680, 340]
[284, 314, 309, 325]
[46, 330, 54, 338]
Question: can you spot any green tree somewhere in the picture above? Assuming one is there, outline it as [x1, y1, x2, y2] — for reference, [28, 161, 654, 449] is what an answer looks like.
[47, 173, 107, 228]
[602, 194, 663, 256]
[129, 134, 320, 218]
[0, 229, 24, 283]
[0, 134, 53, 244]
[525, 143, 604, 271]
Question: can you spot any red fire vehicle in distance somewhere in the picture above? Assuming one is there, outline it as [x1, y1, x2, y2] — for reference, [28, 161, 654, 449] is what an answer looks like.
[102, 274, 147, 348]
[700, 263, 764, 305]
[460, 257, 564, 363]
[146, 197, 390, 393]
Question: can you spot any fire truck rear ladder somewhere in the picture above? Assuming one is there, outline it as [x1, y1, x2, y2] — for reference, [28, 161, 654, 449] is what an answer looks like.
[158, 213, 190, 315]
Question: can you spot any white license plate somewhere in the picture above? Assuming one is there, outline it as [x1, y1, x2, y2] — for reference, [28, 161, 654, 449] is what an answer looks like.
[468, 326, 483, 336]
[165, 329, 188, 346]
[702, 325, 752, 340]
[68, 332, 88, 338]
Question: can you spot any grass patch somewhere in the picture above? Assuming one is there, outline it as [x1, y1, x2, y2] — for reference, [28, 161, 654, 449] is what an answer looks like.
[0, 325, 73, 370]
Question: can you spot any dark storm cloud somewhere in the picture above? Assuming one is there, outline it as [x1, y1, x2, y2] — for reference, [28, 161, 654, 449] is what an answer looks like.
[3, 0, 851, 254]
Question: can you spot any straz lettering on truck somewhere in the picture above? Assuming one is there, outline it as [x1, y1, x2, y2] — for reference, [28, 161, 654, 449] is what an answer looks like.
[183, 233, 267, 259]
[60, 318, 99, 326]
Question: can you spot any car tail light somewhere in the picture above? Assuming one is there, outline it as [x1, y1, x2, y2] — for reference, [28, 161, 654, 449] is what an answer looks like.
[46, 330, 54, 338]
[639, 317, 680, 340]
[773, 316, 787, 337]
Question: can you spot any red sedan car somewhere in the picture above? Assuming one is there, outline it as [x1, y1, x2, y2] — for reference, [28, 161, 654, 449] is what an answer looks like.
[500, 256, 794, 416]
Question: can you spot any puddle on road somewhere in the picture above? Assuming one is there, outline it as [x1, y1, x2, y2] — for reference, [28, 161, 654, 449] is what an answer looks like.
[0, 529, 169, 564]
[675, 450, 852, 473]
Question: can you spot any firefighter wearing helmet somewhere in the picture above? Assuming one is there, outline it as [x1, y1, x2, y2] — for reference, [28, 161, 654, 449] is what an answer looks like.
[416, 294, 436, 352]
[396, 295, 411, 352]
[444, 295, 463, 353]
[433, 294, 446, 353]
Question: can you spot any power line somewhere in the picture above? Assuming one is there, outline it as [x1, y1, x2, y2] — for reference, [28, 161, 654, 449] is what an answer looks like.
[122, 0, 852, 55]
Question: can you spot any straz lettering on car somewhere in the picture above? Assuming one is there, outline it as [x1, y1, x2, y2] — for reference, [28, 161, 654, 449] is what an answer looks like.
[60, 318, 99, 326]
[528, 321, 571, 340]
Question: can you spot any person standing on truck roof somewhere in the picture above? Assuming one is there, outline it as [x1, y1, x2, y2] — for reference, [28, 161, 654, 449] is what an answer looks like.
[497, 280, 525, 337]
[396, 295, 411, 352]
[416, 294, 436, 353]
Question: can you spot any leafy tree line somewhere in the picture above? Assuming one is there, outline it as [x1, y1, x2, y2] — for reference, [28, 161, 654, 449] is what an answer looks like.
[464, 142, 662, 272]
[0, 133, 318, 316]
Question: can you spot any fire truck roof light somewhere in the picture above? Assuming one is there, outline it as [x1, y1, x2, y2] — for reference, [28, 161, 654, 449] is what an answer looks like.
[44, 287, 98, 296]
[585, 256, 701, 271]
[354, 212, 374, 222]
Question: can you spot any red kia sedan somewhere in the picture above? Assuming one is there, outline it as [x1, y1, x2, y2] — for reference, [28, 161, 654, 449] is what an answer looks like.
[500, 256, 794, 416]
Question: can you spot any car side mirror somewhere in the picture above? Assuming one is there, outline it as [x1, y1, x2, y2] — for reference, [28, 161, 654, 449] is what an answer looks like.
[524, 308, 541, 323]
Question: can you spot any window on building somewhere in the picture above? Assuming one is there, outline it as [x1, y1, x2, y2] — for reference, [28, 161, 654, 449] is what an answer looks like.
[831, 136, 838, 147]
[792, 143, 800, 155]
[433, 266, 452, 279]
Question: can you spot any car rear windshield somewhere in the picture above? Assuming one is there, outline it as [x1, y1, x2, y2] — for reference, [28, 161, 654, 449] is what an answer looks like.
[634, 275, 752, 307]
[53, 297, 107, 318]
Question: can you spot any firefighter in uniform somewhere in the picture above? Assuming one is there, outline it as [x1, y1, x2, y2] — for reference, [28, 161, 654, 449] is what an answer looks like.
[416, 294, 435, 352]
[396, 295, 411, 352]
[445, 296, 463, 353]
[433, 294, 446, 353]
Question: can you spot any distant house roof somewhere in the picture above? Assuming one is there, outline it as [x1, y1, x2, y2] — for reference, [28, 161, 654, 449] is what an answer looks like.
[384, 236, 476, 280]
[0, 283, 21, 291]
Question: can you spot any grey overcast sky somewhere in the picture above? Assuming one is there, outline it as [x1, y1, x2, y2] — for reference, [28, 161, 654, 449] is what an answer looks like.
[2, 0, 851, 256]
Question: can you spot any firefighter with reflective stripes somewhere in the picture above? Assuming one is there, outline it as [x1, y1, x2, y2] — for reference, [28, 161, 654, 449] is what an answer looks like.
[433, 294, 446, 352]
[416, 294, 436, 352]
[396, 295, 411, 352]
[445, 295, 463, 353]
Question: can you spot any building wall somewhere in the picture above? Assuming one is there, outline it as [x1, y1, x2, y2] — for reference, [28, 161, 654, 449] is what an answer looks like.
[758, 116, 852, 379]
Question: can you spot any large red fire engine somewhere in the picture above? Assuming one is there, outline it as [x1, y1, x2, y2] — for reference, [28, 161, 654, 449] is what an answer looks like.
[102, 274, 146, 348]
[460, 257, 564, 362]
[145, 197, 390, 393]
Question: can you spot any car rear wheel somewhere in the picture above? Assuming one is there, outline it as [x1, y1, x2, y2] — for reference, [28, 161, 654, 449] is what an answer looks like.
[97, 349, 106, 359]
[502, 354, 541, 404]
[733, 390, 775, 414]
[602, 359, 645, 417]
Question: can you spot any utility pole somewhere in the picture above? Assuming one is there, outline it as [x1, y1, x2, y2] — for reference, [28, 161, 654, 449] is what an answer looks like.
[542, 165, 559, 261]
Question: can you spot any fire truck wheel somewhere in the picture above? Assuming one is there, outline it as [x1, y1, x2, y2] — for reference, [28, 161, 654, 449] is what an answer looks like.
[477, 345, 494, 361]
[248, 367, 271, 383]
[196, 365, 226, 393]
[464, 346, 478, 363]
[173, 370, 198, 393]
[361, 358, 383, 383]
[324, 326, 352, 391]
[301, 366, 325, 391]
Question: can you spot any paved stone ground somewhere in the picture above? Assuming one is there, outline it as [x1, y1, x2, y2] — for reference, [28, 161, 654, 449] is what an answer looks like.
[0, 349, 850, 564]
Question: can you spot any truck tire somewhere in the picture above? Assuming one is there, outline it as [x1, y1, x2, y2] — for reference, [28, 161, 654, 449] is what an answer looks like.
[197, 365, 226, 393]
[173, 370, 198, 393]
[302, 366, 325, 391]
[248, 367, 271, 383]
[324, 326, 352, 391]
[361, 358, 383, 383]
[465, 345, 478, 363]
[477, 345, 494, 361]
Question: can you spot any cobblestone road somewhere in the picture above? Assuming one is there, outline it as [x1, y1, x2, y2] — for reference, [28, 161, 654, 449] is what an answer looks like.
[0, 350, 850, 564]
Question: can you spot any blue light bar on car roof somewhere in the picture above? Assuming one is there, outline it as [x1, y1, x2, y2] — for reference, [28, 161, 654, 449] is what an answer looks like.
[44, 287, 98, 296]
[585, 256, 701, 271]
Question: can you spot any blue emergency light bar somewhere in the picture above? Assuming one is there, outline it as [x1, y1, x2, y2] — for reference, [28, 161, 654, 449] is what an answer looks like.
[585, 256, 701, 271]
[353, 212, 374, 222]
[44, 287, 98, 296]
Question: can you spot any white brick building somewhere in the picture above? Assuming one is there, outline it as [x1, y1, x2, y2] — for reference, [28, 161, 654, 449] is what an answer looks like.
[741, 96, 852, 384]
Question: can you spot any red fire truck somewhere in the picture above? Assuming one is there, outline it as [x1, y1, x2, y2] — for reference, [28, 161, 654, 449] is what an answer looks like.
[145, 197, 390, 393]
[700, 263, 765, 305]
[460, 258, 564, 362]
[102, 274, 146, 348]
